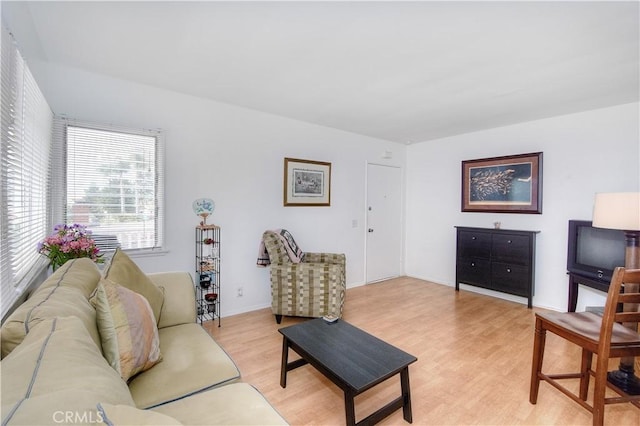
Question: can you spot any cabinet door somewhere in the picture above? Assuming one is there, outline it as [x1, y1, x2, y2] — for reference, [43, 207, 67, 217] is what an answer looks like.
[491, 262, 529, 297]
[458, 231, 491, 259]
[457, 258, 491, 287]
[492, 234, 530, 265]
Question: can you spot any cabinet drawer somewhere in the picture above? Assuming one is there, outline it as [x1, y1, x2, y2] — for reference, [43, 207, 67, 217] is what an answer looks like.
[458, 231, 491, 259]
[491, 262, 529, 296]
[492, 234, 530, 264]
[457, 258, 491, 287]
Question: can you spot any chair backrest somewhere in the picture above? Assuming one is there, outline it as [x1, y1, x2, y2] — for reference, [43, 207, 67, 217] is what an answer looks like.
[262, 230, 292, 264]
[599, 267, 640, 354]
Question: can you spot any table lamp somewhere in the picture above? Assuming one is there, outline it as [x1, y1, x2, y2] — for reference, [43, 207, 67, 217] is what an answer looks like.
[592, 192, 640, 394]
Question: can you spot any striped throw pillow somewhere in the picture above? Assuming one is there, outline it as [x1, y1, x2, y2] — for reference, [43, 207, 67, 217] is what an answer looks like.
[90, 278, 162, 381]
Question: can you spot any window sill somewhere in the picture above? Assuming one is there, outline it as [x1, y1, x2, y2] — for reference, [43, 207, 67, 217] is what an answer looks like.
[121, 248, 169, 258]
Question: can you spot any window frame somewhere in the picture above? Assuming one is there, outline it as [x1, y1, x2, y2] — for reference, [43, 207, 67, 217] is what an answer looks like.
[54, 118, 166, 256]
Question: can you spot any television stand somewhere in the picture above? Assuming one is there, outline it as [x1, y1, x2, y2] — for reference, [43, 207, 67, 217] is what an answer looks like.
[567, 272, 610, 312]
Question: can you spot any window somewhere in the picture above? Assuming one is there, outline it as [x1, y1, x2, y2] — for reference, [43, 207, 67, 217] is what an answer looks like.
[55, 121, 165, 253]
[1, 25, 54, 318]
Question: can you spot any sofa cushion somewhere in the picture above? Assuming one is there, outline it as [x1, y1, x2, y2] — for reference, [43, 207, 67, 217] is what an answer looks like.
[0, 258, 102, 359]
[90, 278, 162, 381]
[0, 316, 134, 426]
[97, 403, 182, 425]
[128, 323, 240, 409]
[151, 383, 288, 425]
[148, 272, 197, 329]
[103, 248, 164, 322]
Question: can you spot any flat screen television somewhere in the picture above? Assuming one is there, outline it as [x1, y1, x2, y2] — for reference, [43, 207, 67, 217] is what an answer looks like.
[567, 220, 626, 283]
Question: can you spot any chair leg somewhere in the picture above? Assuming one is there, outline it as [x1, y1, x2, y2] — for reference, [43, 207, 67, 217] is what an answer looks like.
[592, 378, 606, 426]
[579, 348, 592, 401]
[275, 314, 283, 324]
[592, 351, 609, 426]
[530, 317, 547, 404]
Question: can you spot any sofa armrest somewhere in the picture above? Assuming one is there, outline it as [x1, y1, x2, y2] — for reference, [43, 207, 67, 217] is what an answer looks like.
[148, 272, 196, 328]
[272, 261, 342, 272]
[271, 262, 345, 285]
[303, 252, 345, 266]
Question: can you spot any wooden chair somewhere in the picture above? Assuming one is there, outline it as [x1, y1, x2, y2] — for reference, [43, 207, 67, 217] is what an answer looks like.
[529, 267, 640, 425]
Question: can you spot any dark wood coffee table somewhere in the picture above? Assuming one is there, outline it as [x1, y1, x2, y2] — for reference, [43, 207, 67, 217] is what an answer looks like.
[279, 318, 417, 426]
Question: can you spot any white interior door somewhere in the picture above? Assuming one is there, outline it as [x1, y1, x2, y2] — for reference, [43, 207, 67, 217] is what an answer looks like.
[366, 164, 402, 283]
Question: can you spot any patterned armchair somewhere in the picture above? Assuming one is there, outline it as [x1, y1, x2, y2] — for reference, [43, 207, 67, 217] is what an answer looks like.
[261, 230, 346, 324]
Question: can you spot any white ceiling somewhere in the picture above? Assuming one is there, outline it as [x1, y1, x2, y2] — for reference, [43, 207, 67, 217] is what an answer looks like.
[3, 1, 639, 144]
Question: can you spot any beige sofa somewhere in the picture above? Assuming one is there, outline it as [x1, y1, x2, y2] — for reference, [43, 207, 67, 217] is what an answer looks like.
[0, 256, 287, 425]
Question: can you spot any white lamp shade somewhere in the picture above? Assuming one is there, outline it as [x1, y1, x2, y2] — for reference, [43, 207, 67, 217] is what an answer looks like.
[592, 192, 640, 231]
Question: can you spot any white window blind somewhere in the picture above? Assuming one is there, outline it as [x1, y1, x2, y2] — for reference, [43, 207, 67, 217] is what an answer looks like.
[1, 25, 54, 318]
[54, 120, 165, 253]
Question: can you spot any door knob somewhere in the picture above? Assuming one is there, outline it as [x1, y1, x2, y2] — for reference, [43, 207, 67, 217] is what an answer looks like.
[368, 228, 374, 233]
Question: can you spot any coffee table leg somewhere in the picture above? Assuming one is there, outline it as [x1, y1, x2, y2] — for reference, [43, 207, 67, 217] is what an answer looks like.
[344, 390, 356, 426]
[400, 367, 413, 423]
[280, 336, 289, 388]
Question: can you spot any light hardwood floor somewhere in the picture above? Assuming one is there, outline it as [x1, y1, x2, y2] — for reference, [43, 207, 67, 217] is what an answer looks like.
[205, 276, 639, 425]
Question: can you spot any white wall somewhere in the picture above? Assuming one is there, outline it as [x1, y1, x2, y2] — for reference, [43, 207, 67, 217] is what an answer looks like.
[405, 102, 640, 312]
[30, 60, 406, 317]
[23, 60, 640, 316]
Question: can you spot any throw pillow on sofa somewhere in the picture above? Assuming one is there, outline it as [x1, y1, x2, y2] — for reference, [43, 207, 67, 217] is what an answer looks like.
[90, 278, 162, 381]
[103, 248, 165, 322]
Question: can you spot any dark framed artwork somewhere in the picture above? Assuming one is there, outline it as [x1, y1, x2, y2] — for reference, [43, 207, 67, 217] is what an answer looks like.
[283, 157, 331, 206]
[461, 152, 542, 214]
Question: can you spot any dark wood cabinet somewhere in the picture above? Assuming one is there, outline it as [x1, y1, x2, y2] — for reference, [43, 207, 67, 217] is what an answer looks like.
[455, 226, 539, 308]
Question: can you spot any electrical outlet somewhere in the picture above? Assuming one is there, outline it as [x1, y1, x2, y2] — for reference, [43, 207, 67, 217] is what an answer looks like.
[237, 287, 243, 297]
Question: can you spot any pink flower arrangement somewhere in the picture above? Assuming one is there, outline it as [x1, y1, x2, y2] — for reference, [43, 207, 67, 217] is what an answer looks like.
[38, 224, 103, 271]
